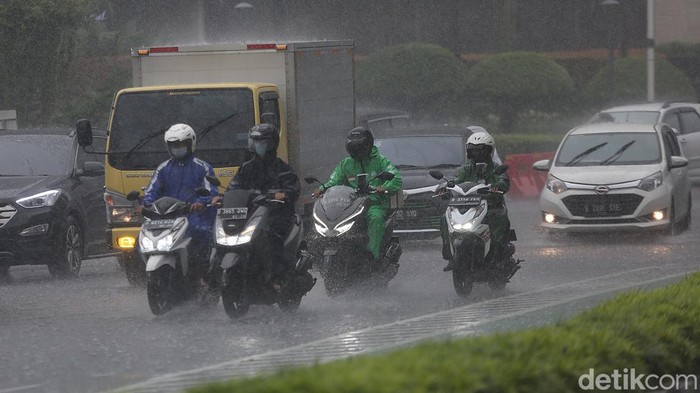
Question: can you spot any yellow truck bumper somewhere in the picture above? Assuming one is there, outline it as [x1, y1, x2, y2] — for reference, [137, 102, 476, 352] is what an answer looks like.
[109, 227, 140, 250]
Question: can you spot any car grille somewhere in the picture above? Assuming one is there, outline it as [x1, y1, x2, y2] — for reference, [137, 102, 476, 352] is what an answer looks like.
[0, 204, 17, 227]
[562, 194, 643, 217]
[395, 192, 441, 230]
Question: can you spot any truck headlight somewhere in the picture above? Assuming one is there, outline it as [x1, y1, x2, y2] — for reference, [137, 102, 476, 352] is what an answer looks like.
[105, 190, 142, 224]
[16, 190, 61, 208]
[638, 171, 663, 191]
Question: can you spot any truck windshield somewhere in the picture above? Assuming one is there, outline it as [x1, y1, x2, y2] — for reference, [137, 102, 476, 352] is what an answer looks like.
[108, 88, 255, 170]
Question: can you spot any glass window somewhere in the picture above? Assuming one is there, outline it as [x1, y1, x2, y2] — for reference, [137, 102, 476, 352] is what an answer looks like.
[109, 88, 255, 170]
[0, 135, 73, 176]
[663, 130, 682, 157]
[661, 112, 681, 131]
[679, 110, 700, 134]
[77, 136, 107, 167]
[259, 92, 281, 130]
[375, 136, 465, 168]
[555, 132, 661, 167]
[606, 111, 660, 124]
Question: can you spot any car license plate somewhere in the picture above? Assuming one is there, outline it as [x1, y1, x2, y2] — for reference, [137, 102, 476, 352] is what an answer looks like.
[144, 219, 176, 230]
[396, 209, 418, 220]
[449, 196, 481, 206]
[584, 203, 622, 215]
[217, 207, 248, 220]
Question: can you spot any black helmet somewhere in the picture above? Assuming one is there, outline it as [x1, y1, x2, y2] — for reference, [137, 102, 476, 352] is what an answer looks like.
[248, 123, 280, 158]
[345, 127, 374, 160]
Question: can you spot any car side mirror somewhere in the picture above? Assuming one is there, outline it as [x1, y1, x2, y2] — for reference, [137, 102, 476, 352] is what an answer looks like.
[76, 161, 104, 177]
[76, 119, 93, 147]
[532, 159, 551, 171]
[669, 156, 688, 169]
[304, 176, 321, 185]
[429, 170, 444, 180]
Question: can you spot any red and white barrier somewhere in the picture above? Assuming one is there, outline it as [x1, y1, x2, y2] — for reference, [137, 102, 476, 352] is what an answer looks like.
[505, 152, 555, 198]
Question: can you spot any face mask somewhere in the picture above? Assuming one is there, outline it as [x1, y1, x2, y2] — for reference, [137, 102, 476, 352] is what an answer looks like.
[254, 142, 269, 157]
[170, 147, 188, 159]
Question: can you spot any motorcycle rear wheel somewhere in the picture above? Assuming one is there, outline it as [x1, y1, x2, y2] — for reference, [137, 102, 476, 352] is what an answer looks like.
[147, 266, 176, 315]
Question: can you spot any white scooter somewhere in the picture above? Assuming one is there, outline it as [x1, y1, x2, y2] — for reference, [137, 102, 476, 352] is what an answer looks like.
[430, 165, 521, 298]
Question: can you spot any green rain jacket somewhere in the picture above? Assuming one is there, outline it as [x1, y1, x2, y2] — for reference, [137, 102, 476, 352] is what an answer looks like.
[322, 146, 403, 209]
[454, 161, 510, 208]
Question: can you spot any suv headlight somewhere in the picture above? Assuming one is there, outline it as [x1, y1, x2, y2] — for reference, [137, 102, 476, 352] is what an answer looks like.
[104, 190, 142, 224]
[546, 175, 567, 194]
[16, 190, 62, 208]
[638, 171, 663, 191]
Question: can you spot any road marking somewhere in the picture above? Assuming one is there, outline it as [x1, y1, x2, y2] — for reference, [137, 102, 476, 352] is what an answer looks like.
[0, 384, 44, 393]
[110, 263, 699, 393]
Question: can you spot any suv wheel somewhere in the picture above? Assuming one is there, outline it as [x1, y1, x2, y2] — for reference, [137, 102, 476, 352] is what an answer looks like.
[48, 216, 82, 278]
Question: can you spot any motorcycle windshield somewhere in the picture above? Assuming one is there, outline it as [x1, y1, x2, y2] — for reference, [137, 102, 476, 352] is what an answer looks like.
[223, 189, 254, 208]
[152, 196, 188, 216]
[454, 181, 479, 195]
[317, 185, 364, 223]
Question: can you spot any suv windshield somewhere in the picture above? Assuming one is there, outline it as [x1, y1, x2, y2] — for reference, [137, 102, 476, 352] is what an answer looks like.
[555, 132, 661, 167]
[108, 88, 255, 170]
[0, 135, 73, 176]
[376, 136, 465, 168]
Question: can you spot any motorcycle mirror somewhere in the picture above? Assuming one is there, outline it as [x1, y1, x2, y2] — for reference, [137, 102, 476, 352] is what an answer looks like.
[195, 187, 211, 196]
[206, 175, 221, 187]
[252, 194, 267, 204]
[304, 176, 321, 184]
[374, 171, 395, 181]
[477, 187, 490, 195]
[126, 191, 140, 201]
[429, 170, 444, 180]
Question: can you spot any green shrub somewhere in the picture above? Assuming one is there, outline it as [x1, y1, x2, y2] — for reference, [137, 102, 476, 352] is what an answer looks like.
[356, 43, 470, 123]
[465, 52, 575, 134]
[657, 42, 700, 99]
[192, 273, 700, 393]
[584, 57, 696, 107]
[493, 133, 562, 157]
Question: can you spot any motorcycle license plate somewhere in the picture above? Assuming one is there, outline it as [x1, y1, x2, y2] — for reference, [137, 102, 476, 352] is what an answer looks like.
[217, 207, 248, 220]
[449, 196, 481, 206]
[143, 219, 176, 230]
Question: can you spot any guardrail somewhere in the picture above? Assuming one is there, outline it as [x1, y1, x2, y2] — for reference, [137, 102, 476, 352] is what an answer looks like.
[504, 152, 555, 198]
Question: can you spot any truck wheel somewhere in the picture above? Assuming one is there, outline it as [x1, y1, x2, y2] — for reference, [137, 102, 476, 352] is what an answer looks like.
[118, 252, 147, 286]
[48, 216, 82, 278]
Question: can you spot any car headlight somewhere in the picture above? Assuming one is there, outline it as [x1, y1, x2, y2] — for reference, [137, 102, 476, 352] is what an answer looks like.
[638, 171, 663, 191]
[546, 175, 567, 194]
[216, 216, 260, 246]
[16, 190, 62, 208]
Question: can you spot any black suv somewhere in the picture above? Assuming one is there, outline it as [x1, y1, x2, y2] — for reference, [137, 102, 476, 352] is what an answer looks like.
[0, 128, 109, 279]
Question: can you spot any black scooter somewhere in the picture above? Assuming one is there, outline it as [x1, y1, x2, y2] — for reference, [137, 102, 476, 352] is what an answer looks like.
[208, 176, 315, 319]
[305, 172, 402, 296]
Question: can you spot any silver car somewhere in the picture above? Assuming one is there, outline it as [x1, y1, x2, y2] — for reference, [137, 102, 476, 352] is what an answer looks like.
[533, 123, 691, 234]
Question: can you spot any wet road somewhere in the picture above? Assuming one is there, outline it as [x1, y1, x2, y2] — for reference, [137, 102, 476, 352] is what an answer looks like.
[1, 189, 699, 393]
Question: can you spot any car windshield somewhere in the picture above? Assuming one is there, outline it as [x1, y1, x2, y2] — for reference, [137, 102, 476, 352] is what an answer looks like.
[555, 132, 661, 167]
[108, 88, 255, 170]
[0, 135, 73, 176]
[602, 111, 659, 124]
[375, 136, 465, 168]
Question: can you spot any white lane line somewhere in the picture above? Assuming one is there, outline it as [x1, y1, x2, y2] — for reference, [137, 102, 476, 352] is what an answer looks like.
[0, 384, 44, 393]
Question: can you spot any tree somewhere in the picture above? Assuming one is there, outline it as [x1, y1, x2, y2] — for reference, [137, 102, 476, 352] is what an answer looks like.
[465, 52, 575, 134]
[0, 0, 94, 126]
[356, 42, 470, 123]
[584, 57, 696, 106]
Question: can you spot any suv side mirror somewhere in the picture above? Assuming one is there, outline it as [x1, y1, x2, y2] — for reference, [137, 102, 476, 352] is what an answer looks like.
[76, 119, 93, 147]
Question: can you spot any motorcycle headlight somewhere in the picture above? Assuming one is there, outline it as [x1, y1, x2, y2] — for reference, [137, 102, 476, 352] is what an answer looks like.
[545, 176, 567, 194]
[140, 236, 154, 252]
[16, 190, 61, 209]
[638, 171, 663, 191]
[334, 221, 354, 234]
[216, 216, 260, 246]
[157, 235, 174, 251]
[448, 205, 484, 232]
[313, 210, 330, 236]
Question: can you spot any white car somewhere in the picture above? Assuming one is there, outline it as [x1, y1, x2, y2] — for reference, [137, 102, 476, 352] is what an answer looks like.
[591, 102, 700, 183]
[533, 123, 691, 234]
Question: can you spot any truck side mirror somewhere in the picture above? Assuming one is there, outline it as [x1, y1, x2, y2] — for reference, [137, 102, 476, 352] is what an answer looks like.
[76, 119, 93, 147]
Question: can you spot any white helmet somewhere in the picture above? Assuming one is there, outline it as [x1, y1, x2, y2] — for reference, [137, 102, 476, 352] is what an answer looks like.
[164, 123, 197, 158]
[466, 132, 495, 163]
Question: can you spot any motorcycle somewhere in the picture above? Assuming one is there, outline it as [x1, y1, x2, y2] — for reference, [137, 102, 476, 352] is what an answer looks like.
[127, 188, 218, 315]
[305, 171, 402, 296]
[209, 175, 316, 319]
[430, 164, 521, 298]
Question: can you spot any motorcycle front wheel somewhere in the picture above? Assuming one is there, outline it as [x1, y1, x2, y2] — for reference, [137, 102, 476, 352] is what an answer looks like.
[221, 270, 249, 319]
[452, 265, 474, 298]
[147, 266, 176, 315]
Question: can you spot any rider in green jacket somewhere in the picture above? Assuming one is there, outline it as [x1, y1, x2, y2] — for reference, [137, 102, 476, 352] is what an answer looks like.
[313, 127, 402, 268]
[440, 132, 511, 272]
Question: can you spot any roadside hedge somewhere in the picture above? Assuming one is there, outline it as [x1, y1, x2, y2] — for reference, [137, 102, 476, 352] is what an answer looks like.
[191, 273, 700, 393]
[492, 133, 563, 157]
